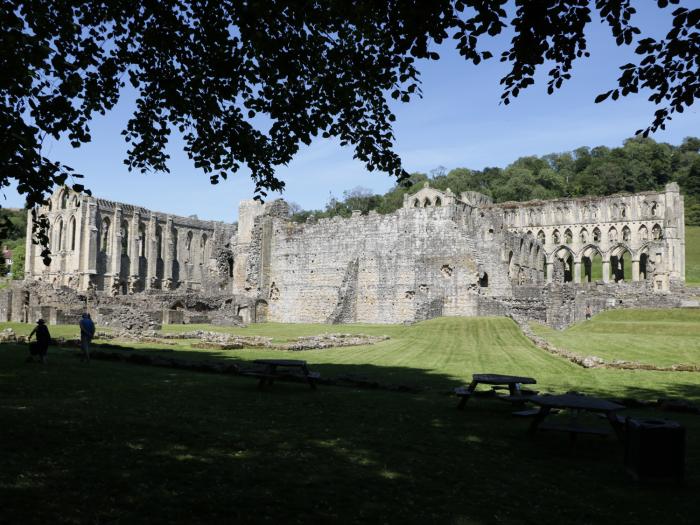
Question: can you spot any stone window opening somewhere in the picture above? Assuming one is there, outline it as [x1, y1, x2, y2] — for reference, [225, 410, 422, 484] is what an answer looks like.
[479, 272, 488, 287]
[537, 230, 545, 244]
[552, 229, 560, 244]
[413, 198, 420, 208]
[593, 227, 601, 243]
[651, 202, 658, 217]
[201, 234, 208, 263]
[186, 231, 193, 260]
[608, 227, 618, 242]
[69, 216, 77, 251]
[564, 229, 573, 244]
[56, 219, 64, 251]
[423, 198, 432, 207]
[101, 218, 111, 254]
[639, 225, 648, 241]
[622, 226, 631, 242]
[60, 191, 68, 210]
[156, 226, 163, 259]
[580, 228, 588, 244]
[621, 205, 627, 218]
[138, 224, 146, 257]
[652, 224, 662, 240]
[434, 197, 442, 207]
[121, 221, 129, 256]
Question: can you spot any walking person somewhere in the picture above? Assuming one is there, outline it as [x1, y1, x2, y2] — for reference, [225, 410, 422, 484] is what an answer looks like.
[27, 319, 51, 364]
[585, 304, 592, 321]
[79, 313, 96, 363]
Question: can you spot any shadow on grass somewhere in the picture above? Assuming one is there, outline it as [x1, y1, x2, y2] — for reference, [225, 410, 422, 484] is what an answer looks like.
[2, 343, 700, 524]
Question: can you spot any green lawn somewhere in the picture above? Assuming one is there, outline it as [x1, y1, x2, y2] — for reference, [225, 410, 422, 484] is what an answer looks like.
[532, 308, 700, 367]
[686, 226, 700, 284]
[2, 316, 700, 523]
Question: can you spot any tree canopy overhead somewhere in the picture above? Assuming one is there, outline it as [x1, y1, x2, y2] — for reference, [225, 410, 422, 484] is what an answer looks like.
[2, 1, 699, 259]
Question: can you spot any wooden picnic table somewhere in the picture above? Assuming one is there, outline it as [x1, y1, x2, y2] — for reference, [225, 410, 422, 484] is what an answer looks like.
[455, 373, 537, 409]
[252, 359, 319, 390]
[528, 393, 626, 441]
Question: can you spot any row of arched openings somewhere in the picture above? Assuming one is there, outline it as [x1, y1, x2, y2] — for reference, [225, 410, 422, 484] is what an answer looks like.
[52, 216, 77, 252]
[98, 218, 208, 263]
[553, 246, 654, 284]
[533, 224, 662, 246]
[412, 197, 442, 208]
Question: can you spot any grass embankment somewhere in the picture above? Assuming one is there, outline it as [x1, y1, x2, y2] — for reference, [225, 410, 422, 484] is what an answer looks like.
[686, 225, 700, 285]
[532, 308, 700, 368]
[2, 316, 700, 523]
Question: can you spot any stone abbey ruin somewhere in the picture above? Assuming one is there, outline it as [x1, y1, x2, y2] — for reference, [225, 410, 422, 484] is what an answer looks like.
[0, 182, 689, 330]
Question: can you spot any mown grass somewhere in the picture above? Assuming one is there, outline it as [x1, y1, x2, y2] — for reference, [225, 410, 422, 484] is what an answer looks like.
[686, 226, 700, 284]
[532, 309, 700, 367]
[2, 316, 700, 523]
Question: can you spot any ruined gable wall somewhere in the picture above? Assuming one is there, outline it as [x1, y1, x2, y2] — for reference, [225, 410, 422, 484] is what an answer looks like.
[250, 204, 531, 324]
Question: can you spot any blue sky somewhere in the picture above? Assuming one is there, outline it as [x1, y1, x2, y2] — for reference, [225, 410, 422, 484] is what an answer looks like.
[3, 4, 699, 221]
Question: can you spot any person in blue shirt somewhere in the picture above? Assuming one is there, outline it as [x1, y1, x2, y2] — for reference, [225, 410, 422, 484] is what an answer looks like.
[79, 313, 96, 363]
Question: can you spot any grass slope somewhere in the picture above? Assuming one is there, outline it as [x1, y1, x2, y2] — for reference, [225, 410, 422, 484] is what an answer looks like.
[2, 316, 700, 523]
[531, 308, 700, 367]
[686, 226, 700, 284]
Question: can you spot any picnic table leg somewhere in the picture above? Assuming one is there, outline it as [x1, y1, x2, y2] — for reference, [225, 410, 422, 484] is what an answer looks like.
[457, 380, 479, 409]
[529, 406, 551, 434]
[606, 411, 625, 441]
[508, 382, 527, 408]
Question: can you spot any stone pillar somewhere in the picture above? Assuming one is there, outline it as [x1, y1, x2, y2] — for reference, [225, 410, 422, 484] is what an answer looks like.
[146, 215, 158, 289]
[602, 259, 611, 283]
[573, 260, 581, 284]
[632, 259, 640, 281]
[128, 212, 141, 292]
[163, 216, 174, 289]
[24, 210, 35, 277]
[111, 207, 122, 293]
[82, 200, 98, 291]
[545, 262, 554, 283]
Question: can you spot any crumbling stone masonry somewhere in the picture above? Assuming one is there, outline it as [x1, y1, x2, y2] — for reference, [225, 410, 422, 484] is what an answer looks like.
[0, 182, 687, 329]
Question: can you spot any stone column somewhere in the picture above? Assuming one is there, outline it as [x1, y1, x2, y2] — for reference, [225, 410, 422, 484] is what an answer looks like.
[545, 262, 554, 283]
[163, 216, 174, 289]
[146, 215, 158, 289]
[81, 200, 98, 291]
[111, 207, 122, 293]
[632, 259, 640, 281]
[573, 260, 581, 284]
[602, 259, 611, 283]
[128, 212, 140, 292]
[24, 210, 35, 277]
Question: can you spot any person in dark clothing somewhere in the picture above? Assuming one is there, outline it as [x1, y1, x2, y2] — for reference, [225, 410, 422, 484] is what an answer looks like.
[79, 313, 96, 363]
[27, 319, 51, 364]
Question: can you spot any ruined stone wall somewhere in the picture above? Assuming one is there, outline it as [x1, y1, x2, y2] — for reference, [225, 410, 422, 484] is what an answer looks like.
[250, 204, 537, 324]
[493, 182, 684, 289]
[25, 188, 236, 295]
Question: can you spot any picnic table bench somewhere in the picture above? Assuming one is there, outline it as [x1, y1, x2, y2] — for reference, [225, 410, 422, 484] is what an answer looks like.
[528, 393, 625, 441]
[455, 373, 538, 409]
[250, 359, 319, 390]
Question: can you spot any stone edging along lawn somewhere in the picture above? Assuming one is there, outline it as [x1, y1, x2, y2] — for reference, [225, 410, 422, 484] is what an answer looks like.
[512, 315, 700, 373]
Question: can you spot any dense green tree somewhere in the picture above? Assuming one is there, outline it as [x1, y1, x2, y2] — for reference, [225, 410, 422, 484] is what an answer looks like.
[291, 136, 700, 224]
